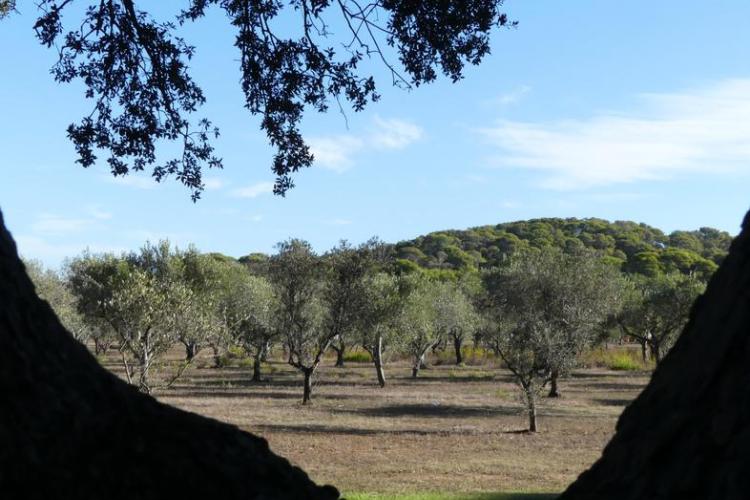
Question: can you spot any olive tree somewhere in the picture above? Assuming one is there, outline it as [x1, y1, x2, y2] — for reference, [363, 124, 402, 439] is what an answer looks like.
[269, 239, 329, 404]
[617, 273, 705, 363]
[220, 268, 279, 382]
[356, 272, 402, 387]
[397, 276, 441, 378]
[25, 259, 93, 345]
[434, 279, 481, 366]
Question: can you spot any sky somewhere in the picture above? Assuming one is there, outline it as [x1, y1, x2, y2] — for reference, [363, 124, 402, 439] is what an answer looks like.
[1, 1, 749, 268]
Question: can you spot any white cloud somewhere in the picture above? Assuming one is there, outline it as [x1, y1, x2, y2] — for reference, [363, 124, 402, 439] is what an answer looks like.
[203, 177, 226, 190]
[308, 136, 365, 172]
[32, 214, 93, 234]
[490, 85, 532, 106]
[230, 182, 274, 198]
[308, 116, 424, 171]
[479, 78, 750, 189]
[371, 116, 424, 150]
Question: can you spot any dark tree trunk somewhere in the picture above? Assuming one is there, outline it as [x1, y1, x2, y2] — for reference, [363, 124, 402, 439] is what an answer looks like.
[526, 387, 538, 433]
[650, 340, 662, 364]
[260, 341, 270, 362]
[302, 369, 313, 404]
[548, 370, 560, 398]
[333, 345, 345, 367]
[559, 210, 750, 499]
[373, 334, 386, 388]
[453, 335, 463, 365]
[0, 210, 339, 499]
[185, 342, 199, 362]
[252, 349, 263, 382]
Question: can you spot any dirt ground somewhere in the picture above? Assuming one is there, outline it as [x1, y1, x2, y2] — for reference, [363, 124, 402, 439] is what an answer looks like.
[101, 350, 649, 495]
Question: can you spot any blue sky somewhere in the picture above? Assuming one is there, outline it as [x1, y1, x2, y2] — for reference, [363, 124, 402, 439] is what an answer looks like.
[2, 1, 749, 267]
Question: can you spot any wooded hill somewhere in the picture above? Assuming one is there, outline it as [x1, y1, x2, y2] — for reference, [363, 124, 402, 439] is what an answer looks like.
[392, 217, 732, 280]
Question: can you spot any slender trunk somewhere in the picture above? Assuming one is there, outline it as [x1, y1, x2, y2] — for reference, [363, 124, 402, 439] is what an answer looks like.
[640, 339, 649, 363]
[548, 370, 560, 398]
[526, 387, 538, 432]
[374, 334, 386, 388]
[453, 335, 463, 365]
[139, 350, 151, 394]
[334, 345, 345, 367]
[651, 341, 662, 364]
[252, 348, 263, 382]
[412, 352, 424, 378]
[211, 344, 222, 368]
[259, 341, 270, 362]
[302, 369, 313, 404]
[185, 342, 198, 362]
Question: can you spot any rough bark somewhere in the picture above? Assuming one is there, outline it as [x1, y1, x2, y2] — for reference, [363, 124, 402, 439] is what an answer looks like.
[559, 209, 750, 500]
[333, 344, 345, 367]
[303, 369, 313, 404]
[252, 348, 263, 382]
[453, 335, 463, 365]
[0, 210, 339, 500]
[525, 387, 538, 433]
[548, 370, 560, 398]
[184, 341, 199, 362]
[373, 334, 386, 388]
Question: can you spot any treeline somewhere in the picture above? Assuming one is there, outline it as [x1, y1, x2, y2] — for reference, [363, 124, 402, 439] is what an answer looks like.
[23, 217, 720, 431]
[393, 217, 731, 280]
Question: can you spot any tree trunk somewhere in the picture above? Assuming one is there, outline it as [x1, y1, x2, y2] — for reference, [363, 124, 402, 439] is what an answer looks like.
[548, 370, 560, 398]
[260, 340, 270, 362]
[453, 335, 463, 365]
[334, 345, 345, 367]
[302, 369, 313, 404]
[373, 334, 386, 388]
[639, 339, 649, 363]
[185, 342, 199, 362]
[525, 386, 538, 432]
[650, 340, 662, 364]
[211, 344, 222, 368]
[0, 209, 339, 499]
[559, 210, 750, 499]
[252, 348, 263, 382]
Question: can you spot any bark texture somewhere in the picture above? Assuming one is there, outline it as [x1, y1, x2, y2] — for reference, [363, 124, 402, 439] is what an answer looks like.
[0, 210, 339, 500]
[559, 209, 750, 500]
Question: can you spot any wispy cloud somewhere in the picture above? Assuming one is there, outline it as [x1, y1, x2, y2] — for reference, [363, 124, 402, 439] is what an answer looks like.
[308, 116, 424, 171]
[230, 182, 274, 198]
[308, 136, 365, 172]
[479, 78, 750, 189]
[371, 117, 424, 149]
[203, 177, 226, 190]
[489, 85, 532, 106]
[32, 214, 92, 234]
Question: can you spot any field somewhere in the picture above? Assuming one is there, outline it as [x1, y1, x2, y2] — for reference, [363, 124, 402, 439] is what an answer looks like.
[100, 349, 650, 498]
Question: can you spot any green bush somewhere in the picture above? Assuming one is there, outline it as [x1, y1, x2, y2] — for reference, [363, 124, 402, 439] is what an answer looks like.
[607, 352, 641, 371]
[343, 351, 372, 363]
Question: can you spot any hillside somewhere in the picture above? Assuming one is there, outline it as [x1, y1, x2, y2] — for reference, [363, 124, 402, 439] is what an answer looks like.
[393, 217, 732, 279]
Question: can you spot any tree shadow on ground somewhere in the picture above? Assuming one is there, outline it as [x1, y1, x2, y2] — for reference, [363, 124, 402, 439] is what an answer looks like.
[254, 423, 497, 437]
[335, 403, 522, 419]
[594, 398, 633, 407]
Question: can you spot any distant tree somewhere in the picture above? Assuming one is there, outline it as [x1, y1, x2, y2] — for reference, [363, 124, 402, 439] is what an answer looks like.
[397, 276, 441, 378]
[617, 273, 705, 363]
[484, 248, 622, 400]
[220, 269, 279, 382]
[268, 239, 328, 404]
[357, 272, 402, 387]
[433, 279, 481, 365]
[25, 259, 92, 344]
[28, 0, 514, 198]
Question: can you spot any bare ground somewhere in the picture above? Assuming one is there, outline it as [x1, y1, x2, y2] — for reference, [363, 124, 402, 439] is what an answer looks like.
[99, 350, 649, 495]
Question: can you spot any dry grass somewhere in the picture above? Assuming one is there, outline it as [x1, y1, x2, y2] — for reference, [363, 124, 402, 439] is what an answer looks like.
[99, 349, 650, 496]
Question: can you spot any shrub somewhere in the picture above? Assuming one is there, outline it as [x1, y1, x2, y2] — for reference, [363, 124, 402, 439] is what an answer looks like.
[343, 351, 372, 363]
[581, 347, 650, 371]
